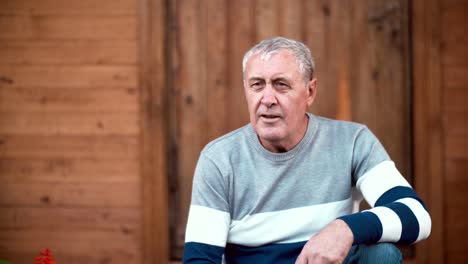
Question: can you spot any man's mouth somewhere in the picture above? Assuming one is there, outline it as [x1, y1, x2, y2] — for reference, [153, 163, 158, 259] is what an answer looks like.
[259, 114, 281, 122]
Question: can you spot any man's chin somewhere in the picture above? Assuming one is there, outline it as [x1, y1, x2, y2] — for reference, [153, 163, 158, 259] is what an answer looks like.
[256, 130, 284, 143]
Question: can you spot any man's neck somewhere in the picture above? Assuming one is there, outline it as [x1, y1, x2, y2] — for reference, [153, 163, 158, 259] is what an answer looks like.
[260, 114, 310, 153]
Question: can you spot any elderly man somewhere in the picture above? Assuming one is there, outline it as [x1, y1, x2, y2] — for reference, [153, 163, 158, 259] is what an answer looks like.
[183, 37, 431, 264]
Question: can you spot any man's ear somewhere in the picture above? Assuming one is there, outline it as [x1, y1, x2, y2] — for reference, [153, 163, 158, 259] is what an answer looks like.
[306, 78, 317, 107]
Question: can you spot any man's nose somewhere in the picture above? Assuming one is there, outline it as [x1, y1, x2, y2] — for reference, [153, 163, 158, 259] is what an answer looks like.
[260, 85, 277, 107]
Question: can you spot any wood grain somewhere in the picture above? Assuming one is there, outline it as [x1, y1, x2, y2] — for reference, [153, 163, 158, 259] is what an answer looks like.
[412, 0, 444, 262]
[0, 0, 142, 262]
[279, 0, 303, 40]
[0, 135, 138, 159]
[0, 158, 138, 183]
[0, 0, 136, 15]
[0, 15, 137, 40]
[0, 40, 138, 65]
[226, 0, 252, 131]
[139, 0, 169, 262]
[0, 65, 137, 88]
[0, 182, 139, 207]
[0, 112, 138, 135]
[0, 207, 140, 230]
[255, 0, 279, 41]
[0, 87, 138, 113]
[446, 136, 468, 159]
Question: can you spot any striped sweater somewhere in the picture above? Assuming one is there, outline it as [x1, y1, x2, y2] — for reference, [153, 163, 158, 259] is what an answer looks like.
[183, 113, 431, 263]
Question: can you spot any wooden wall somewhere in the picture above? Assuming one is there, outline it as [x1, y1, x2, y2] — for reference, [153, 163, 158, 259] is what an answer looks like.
[0, 0, 466, 263]
[440, 0, 468, 262]
[413, 0, 468, 263]
[0, 0, 142, 263]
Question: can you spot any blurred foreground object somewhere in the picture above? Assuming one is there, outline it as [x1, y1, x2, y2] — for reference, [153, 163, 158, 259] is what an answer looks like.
[33, 249, 56, 264]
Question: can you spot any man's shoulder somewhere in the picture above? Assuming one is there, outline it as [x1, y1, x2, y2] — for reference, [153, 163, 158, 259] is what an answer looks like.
[313, 114, 368, 134]
[202, 124, 251, 156]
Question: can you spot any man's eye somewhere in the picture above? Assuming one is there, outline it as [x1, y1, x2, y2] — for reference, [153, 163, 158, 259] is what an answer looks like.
[251, 83, 263, 89]
[274, 82, 289, 90]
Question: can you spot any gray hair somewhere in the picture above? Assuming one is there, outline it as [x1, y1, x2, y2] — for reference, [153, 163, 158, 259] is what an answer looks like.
[242, 37, 315, 83]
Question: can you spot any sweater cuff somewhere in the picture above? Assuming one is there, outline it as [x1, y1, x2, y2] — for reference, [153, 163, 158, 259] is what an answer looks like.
[338, 211, 383, 245]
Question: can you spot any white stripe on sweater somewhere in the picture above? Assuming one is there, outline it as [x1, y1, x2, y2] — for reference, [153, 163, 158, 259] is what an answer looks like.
[357, 161, 411, 206]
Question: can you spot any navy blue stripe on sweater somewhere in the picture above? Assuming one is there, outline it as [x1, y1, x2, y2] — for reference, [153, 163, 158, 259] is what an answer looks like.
[338, 211, 383, 245]
[339, 185, 425, 245]
[375, 186, 428, 211]
[183, 242, 224, 264]
[184, 241, 308, 264]
[385, 202, 420, 243]
[225, 241, 306, 264]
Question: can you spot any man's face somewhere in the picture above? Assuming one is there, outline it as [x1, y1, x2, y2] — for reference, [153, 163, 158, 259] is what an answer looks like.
[243, 50, 317, 152]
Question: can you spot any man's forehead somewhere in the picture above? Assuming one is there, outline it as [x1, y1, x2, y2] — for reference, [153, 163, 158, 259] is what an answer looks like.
[245, 51, 300, 78]
[249, 49, 294, 63]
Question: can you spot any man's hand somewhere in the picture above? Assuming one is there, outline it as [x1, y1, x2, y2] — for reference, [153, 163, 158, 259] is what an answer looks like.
[295, 219, 354, 264]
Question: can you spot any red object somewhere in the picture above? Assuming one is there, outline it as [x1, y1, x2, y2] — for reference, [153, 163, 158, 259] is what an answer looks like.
[33, 248, 56, 264]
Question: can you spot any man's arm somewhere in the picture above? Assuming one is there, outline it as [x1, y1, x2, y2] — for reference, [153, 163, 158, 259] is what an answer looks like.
[183, 154, 230, 264]
[338, 160, 431, 245]
[296, 128, 431, 263]
[296, 161, 431, 263]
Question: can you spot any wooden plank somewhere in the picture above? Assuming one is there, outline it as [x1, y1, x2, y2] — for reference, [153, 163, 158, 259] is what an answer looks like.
[445, 111, 468, 136]
[204, 0, 228, 141]
[441, 1, 468, 262]
[446, 159, 468, 183]
[441, 38, 468, 67]
[366, 0, 412, 179]
[0, 15, 137, 40]
[0, 207, 140, 230]
[443, 66, 468, 89]
[279, 0, 303, 40]
[0, 229, 140, 264]
[348, 1, 377, 122]
[444, 87, 468, 112]
[0, 135, 138, 159]
[0, 111, 138, 136]
[445, 199, 468, 230]
[0, 182, 139, 207]
[171, 0, 230, 257]
[306, 0, 341, 119]
[255, 0, 279, 41]
[446, 135, 468, 159]
[226, 0, 253, 131]
[445, 180, 468, 207]
[440, 0, 468, 69]
[0, 40, 138, 65]
[0, 0, 137, 15]
[139, 0, 169, 262]
[412, 0, 444, 262]
[323, 0, 352, 120]
[0, 158, 138, 183]
[0, 65, 137, 88]
[304, 0, 327, 114]
[447, 253, 468, 264]
[174, 0, 208, 257]
[446, 220, 468, 252]
[0, 87, 138, 113]
[441, 0, 468, 48]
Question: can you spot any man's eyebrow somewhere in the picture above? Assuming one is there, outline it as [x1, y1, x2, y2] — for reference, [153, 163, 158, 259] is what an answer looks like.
[248, 77, 264, 82]
[272, 76, 291, 83]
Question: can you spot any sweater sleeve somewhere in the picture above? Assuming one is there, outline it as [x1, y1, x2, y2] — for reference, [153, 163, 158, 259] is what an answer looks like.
[338, 128, 431, 245]
[183, 153, 230, 264]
